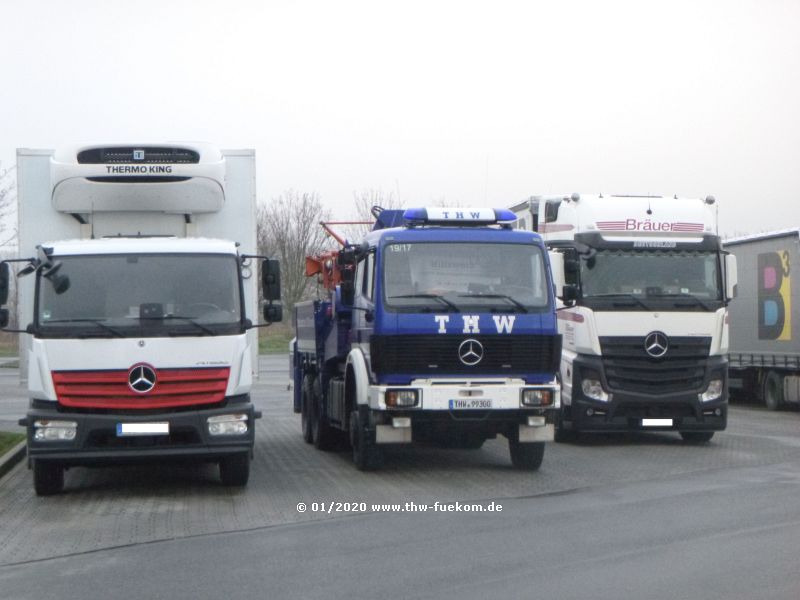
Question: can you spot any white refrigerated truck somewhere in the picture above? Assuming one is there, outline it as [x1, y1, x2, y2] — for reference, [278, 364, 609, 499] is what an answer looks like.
[511, 194, 737, 442]
[1, 143, 282, 494]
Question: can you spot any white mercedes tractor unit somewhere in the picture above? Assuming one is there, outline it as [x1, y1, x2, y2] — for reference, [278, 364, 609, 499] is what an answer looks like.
[511, 194, 737, 443]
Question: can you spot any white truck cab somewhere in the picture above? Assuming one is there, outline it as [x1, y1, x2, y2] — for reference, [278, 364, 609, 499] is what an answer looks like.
[511, 194, 737, 442]
[3, 143, 281, 495]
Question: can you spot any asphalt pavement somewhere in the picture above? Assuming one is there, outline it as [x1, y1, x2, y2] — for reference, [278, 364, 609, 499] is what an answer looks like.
[0, 356, 799, 598]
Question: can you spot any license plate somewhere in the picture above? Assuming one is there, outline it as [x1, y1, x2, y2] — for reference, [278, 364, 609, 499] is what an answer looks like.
[642, 418, 673, 427]
[449, 399, 493, 409]
[116, 422, 170, 437]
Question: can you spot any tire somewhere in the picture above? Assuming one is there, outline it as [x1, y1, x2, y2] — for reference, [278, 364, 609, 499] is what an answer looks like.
[311, 376, 337, 451]
[301, 374, 314, 444]
[763, 371, 785, 411]
[508, 438, 545, 471]
[33, 461, 64, 496]
[679, 431, 715, 444]
[350, 410, 383, 471]
[219, 453, 250, 486]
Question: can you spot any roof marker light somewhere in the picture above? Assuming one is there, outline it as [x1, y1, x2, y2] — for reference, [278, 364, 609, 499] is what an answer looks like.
[403, 207, 517, 226]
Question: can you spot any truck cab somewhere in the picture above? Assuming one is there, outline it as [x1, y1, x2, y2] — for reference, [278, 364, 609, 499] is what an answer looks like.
[511, 194, 737, 442]
[4, 143, 281, 494]
[293, 207, 562, 470]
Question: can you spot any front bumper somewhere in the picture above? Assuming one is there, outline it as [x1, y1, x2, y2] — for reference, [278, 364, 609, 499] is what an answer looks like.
[564, 355, 728, 433]
[367, 379, 559, 444]
[20, 395, 260, 466]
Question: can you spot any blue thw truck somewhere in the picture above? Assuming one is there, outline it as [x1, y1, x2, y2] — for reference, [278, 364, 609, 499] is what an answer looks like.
[291, 207, 563, 470]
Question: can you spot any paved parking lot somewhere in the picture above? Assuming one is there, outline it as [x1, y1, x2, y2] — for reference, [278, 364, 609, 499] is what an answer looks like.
[1, 355, 799, 566]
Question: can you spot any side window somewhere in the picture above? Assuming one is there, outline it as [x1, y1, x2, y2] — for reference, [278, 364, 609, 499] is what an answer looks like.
[355, 259, 365, 298]
[363, 253, 375, 300]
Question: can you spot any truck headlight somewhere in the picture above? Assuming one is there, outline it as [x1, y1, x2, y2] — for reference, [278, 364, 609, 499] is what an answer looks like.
[207, 414, 249, 436]
[521, 389, 553, 407]
[385, 389, 419, 408]
[581, 379, 610, 402]
[699, 379, 723, 402]
[33, 420, 77, 442]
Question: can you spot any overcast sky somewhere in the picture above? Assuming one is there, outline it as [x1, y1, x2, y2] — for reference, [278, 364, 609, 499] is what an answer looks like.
[1, 0, 798, 236]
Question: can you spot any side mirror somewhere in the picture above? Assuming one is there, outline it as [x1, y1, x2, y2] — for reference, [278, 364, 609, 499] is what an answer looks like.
[0, 308, 8, 328]
[725, 254, 738, 300]
[263, 303, 283, 324]
[0, 263, 9, 305]
[561, 284, 579, 306]
[42, 261, 71, 295]
[262, 259, 281, 302]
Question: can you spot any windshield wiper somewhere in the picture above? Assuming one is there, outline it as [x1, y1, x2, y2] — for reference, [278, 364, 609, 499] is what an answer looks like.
[587, 293, 653, 311]
[457, 293, 529, 313]
[143, 315, 217, 336]
[650, 293, 714, 311]
[389, 294, 460, 312]
[43, 318, 125, 338]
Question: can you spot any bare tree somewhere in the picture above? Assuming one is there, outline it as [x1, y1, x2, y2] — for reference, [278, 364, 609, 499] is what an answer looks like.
[347, 188, 404, 238]
[0, 163, 17, 247]
[256, 190, 331, 313]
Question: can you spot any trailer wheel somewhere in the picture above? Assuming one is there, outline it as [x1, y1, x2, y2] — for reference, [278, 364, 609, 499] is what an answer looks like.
[33, 461, 64, 496]
[311, 376, 337, 451]
[763, 371, 785, 411]
[219, 453, 250, 486]
[679, 431, 715, 443]
[508, 437, 545, 471]
[350, 410, 383, 471]
[301, 375, 314, 443]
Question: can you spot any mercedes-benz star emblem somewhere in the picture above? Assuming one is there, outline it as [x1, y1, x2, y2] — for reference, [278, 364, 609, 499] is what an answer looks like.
[644, 331, 669, 358]
[458, 339, 484, 366]
[128, 364, 157, 393]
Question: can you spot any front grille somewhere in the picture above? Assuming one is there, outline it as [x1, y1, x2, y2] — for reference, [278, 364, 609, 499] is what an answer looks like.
[370, 334, 561, 375]
[599, 336, 711, 394]
[77, 147, 200, 164]
[52, 367, 230, 410]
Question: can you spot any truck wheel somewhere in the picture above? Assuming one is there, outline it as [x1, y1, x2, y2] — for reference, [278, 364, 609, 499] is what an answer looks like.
[33, 461, 64, 496]
[764, 371, 785, 411]
[301, 375, 314, 443]
[311, 376, 337, 451]
[219, 453, 250, 486]
[350, 411, 383, 471]
[508, 438, 545, 471]
[679, 431, 715, 444]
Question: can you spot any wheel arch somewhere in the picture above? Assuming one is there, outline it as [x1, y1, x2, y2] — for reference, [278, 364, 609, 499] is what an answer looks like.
[345, 348, 371, 410]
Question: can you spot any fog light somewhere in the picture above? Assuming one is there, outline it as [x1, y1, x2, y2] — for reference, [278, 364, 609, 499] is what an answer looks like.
[207, 414, 249, 436]
[521, 389, 553, 407]
[582, 379, 610, 402]
[385, 389, 419, 408]
[699, 379, 723, 402]
[33, 420, 77, 442]
[392, 417, 411, 428]
[527, 416, 546, 427]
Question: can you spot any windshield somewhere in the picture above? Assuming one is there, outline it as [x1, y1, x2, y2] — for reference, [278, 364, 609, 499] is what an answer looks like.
[383, 242, 549, 312]
[36, 253, 242, 337]
[580, 249, 722, 310]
